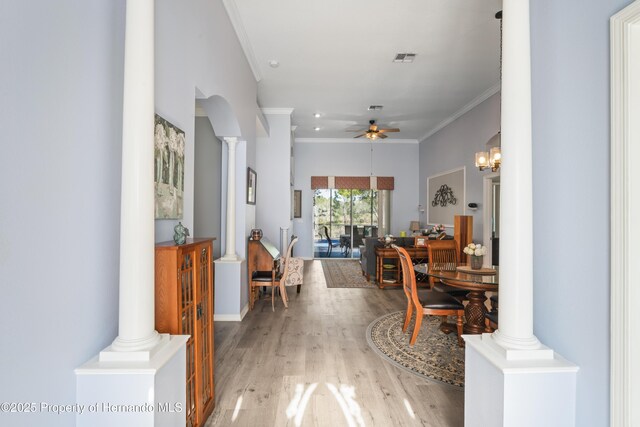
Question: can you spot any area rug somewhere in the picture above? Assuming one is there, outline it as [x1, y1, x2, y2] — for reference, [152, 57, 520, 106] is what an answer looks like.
[321, 259, 377, 288]
[366, 311, 465, 387]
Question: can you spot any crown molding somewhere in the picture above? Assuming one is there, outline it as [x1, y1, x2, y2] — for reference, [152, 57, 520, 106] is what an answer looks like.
[295, 138, 419, 144]
[222, 0, 262, 82]
[420, 83, 501, 143]
[260, 108, 294, 115]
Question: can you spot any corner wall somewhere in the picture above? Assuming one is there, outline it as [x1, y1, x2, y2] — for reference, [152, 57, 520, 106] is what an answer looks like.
[530, 0, 632, 424]
[154, 0, 258, 244]
[0, 1, 126, 425]
[418, 93, 501, 242]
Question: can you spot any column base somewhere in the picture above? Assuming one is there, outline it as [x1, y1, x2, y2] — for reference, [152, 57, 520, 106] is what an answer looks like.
[102, 330, 163, 361]
[214, 258, 247, 320]
[463, 334, 579, 427]
[76, 334, 188, 427]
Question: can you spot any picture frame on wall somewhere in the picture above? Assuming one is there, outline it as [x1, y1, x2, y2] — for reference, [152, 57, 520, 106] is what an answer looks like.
[293, 189, 302, 218]
[427, 167, 465, 227]
[154, 114, 185, 219]
[247, 167, 257, 205]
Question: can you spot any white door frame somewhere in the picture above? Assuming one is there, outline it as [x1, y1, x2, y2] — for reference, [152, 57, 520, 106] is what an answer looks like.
[610, 2, 640, 425]
[482, 171, 500, 266]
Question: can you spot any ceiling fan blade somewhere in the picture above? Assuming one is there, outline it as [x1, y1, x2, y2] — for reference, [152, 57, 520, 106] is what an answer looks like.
[354, 133, 367, 138]
[378, 128, 400, 133]
[378, 133, 388, 139]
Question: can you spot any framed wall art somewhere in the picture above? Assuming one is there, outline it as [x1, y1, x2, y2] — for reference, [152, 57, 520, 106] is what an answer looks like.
[293, 189, 302, 218]
[154, 114, 185, 219]
[427, 167, 465, 227]
[247, 167, 257, 205]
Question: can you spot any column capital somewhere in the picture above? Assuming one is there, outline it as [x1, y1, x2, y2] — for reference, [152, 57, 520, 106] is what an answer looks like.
[223, 136, 239, 146]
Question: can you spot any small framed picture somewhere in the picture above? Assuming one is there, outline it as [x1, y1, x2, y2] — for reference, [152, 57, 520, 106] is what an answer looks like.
[293, 190, 302, 218]
[247, 167, 257, 205]
[415, 236, 427, 247]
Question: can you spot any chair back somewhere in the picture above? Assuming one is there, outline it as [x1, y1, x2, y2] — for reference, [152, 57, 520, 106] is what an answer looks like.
[282, 237, 303, 287]
[392, 244, 422, 311]
[426, 240, 458, 287]
[352, 226, 363, 246]
[323, 225, 332, 241]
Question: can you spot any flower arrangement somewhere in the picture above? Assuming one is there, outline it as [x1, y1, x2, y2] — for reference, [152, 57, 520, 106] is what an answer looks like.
[463, 243, 488, 257]
[431, 224, 446, 233]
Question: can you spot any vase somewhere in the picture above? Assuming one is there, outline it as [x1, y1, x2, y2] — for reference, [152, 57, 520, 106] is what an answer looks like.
[470, 255, 483, 270]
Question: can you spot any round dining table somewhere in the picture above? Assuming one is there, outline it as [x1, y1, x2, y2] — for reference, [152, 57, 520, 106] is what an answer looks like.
[413, 263, 499, 334]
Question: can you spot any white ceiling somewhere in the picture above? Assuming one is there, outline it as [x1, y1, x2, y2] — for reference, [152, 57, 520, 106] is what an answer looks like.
[224, 0, 502, 141]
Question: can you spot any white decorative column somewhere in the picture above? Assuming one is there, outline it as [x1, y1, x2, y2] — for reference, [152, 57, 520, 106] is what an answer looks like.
[108, 0, 160, 355]
[76, 1, 187, 424]
[222, 137, 239, 260]
[214, 137, 247, 322]
[490, 0, 540, 352]
[463, 1, 578, 425]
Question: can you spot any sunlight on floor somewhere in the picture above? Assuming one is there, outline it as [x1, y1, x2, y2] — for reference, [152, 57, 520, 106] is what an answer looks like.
[283, 382, 366, 427]
[231, 396, 242, 422]
[286, 383, 318, 426]
[403, 398, 416, 419]
[325, 383, 365, 427]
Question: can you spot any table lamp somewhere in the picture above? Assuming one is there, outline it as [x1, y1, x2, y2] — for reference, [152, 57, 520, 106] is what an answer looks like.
[410, 221, 421, 236]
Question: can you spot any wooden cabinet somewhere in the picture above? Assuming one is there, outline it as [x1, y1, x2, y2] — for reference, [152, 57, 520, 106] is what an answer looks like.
[155, 238, 215, 427]
[375, 246, 429, 288]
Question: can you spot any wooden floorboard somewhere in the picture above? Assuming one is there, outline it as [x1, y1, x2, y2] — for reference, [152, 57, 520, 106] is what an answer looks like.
[205, 260, 464, 427]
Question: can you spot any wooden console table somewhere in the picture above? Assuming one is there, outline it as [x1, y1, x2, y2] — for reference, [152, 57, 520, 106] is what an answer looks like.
[375, 246, 428, 288]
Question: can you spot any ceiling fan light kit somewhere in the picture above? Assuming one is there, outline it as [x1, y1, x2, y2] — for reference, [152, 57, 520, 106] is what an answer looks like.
[352, 119, 400, 140]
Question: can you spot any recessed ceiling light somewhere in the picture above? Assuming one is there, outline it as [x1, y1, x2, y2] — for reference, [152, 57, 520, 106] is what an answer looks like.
[313, 113, 321, 118]
[314, 127, 321, 131]
[268, 60, 279, 68]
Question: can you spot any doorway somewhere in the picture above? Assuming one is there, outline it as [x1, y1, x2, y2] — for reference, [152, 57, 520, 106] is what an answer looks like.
[482, 172, 500, 266]
[312, 189, 378, 258]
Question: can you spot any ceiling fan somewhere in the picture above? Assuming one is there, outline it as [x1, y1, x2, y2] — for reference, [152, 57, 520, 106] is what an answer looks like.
[350, 120, 400, 140]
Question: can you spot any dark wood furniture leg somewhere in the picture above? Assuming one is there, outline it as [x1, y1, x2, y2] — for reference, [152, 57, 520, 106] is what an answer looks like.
[463, 290, 488, 334]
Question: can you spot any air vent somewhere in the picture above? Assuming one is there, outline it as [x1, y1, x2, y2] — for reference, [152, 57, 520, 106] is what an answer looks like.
[368, 105, 384, 111]
[393, 53, 416, 63]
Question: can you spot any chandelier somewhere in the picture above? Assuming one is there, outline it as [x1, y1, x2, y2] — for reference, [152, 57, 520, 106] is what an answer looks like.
[475, 132, 501, 172]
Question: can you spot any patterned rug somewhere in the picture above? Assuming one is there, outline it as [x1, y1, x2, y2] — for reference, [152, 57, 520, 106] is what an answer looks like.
[366, 311, 465, 387]
[321, 259, 377, 288]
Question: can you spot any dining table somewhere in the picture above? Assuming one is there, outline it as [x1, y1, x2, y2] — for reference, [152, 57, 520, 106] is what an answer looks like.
[413, 263, 499, 334]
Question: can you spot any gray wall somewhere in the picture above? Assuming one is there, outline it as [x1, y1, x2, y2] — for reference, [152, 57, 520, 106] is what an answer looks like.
[293, 141, 420, 258]
[194, 117, 222, 258]
[0, 1, 126, 425]
[256, 113, 293, 247]
[0, 0, 257, 425]
[419, 93, 501, 242]
[530, 0, 632, 425]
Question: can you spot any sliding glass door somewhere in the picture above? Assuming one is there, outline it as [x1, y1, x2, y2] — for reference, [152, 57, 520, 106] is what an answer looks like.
[313, 189, 378, 258]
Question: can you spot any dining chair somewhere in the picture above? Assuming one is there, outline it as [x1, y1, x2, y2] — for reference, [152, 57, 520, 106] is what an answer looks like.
[426, 240, 468, 300]
[278, 237, 303, 308]
[392, 245, 464, 347]
[249, 237, 302, 311]
[323, 226, 340, 257]
[485, 294, 499, 332]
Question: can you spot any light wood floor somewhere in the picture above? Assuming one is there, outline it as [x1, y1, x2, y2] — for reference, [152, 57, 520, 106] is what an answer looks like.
[205, 260, 464, 427]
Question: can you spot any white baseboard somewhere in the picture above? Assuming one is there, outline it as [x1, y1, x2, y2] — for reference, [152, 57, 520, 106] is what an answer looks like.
[214, 303, 249, 322]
